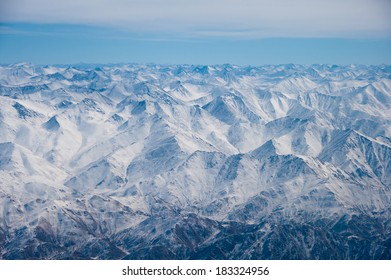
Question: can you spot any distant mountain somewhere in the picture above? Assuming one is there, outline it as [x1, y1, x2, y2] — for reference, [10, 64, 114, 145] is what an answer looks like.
[0, 63, 390, 259]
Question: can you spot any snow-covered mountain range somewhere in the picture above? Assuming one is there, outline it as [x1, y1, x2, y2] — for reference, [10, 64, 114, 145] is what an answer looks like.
[0, 63, 390, 259]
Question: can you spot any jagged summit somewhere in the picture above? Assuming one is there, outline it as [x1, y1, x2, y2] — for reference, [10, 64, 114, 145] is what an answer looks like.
[0, 63, 390, 259]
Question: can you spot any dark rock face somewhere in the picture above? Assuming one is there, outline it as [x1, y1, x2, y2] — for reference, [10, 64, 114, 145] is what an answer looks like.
[12, 102, 40, 119]
[113, 213, 391, 260]
[43, 116, 60, 131]
[3, 211, 389, 260]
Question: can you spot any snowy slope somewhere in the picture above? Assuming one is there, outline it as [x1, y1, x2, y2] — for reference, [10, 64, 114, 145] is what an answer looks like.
[0, 63, 390, 259]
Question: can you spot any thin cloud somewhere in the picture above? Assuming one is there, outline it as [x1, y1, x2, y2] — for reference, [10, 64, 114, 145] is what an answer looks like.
[1, 0, 390, 38]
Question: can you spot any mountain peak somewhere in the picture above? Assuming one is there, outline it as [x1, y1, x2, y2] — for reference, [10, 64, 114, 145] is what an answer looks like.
[0, 63, 390, 259]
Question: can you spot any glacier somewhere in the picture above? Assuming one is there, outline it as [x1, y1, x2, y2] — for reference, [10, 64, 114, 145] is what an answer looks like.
[0, 63, 390, 259]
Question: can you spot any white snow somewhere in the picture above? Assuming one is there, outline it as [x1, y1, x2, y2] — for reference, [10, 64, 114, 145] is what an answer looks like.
[0, 63, 390, 244]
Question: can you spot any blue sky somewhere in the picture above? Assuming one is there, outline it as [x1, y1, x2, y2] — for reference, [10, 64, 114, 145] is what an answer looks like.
[1, 0, 390, 65]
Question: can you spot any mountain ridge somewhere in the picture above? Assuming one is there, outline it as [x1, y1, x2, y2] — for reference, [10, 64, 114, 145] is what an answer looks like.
[0, 63, 390, 259]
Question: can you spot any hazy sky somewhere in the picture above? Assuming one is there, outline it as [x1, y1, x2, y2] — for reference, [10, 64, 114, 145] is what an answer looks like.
[1, 0, 390, 65]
